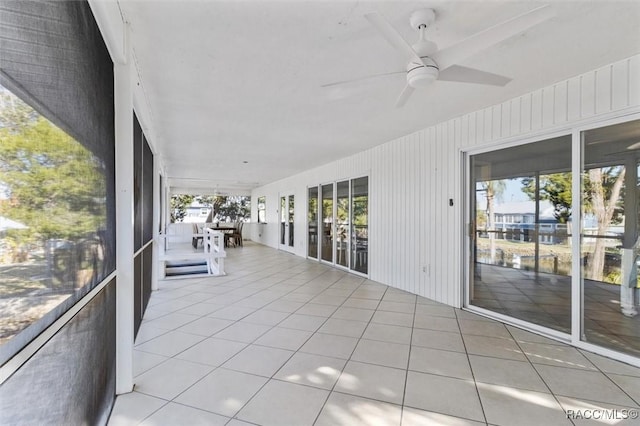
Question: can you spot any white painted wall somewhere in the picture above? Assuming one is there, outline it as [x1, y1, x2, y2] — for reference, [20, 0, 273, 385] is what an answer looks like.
[251, 55, 640, 308]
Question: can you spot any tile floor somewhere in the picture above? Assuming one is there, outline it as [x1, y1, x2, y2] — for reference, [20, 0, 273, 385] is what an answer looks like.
[109, 242, 640, 426]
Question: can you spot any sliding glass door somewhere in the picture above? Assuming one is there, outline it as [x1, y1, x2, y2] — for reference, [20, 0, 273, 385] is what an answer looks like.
[469, 135, 573, 333]
[466, 117, 640, 360]
[310, 177, 369, 275]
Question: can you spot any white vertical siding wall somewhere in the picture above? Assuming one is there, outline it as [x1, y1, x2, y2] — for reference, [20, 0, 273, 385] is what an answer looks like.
[251, 55, 640, 307]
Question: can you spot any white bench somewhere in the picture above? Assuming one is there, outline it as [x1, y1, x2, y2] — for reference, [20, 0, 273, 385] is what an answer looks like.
[158, 229, 226, 277]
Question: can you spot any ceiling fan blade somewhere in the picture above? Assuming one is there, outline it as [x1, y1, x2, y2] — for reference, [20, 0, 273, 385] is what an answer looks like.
[395, 84, 415, 108]
[321, 70, 405, 88]
[438, 65, 511, 86]
[365, 12, 425, 66]
[432, 5, 553, 70]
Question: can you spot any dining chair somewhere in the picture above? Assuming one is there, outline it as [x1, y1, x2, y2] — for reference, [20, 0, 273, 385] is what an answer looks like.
[229, 221, 243, 247]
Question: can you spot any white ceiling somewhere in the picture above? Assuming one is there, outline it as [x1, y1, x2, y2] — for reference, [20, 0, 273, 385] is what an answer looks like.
[116, 0, 640, 195]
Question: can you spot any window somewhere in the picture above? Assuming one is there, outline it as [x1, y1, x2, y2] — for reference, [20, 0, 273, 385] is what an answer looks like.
[0, 85, 114, 359]
[257, 196, 266, 223]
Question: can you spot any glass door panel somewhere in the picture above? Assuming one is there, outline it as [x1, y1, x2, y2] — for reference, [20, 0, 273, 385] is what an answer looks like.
[288, 195, 294, 247]
[469, 135, 573, 333]
[336, 181, 349, 268]
[581, 119, 640, 357]
[279, 193, 295, 252]
[280, 196, 286, 246]
[351, 177, 368, 274]
[308, 187, 318, 259]
[321, 183, 333, 262]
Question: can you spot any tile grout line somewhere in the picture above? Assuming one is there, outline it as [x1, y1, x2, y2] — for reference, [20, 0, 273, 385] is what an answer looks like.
[310, 284, 389, 425]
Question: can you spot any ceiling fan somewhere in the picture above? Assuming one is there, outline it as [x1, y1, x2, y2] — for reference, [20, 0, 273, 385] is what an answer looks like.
[326, 6, 553, 107]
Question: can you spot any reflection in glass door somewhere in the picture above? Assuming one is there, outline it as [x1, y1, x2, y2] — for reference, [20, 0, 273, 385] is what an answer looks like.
[336, 181, 349, 268]
[308, 187, 318, 259]
[279, 193, 295, 252]
[351, 177, 368, 274]
[321, 184, 333, 262]
[581, 119, 640, 357]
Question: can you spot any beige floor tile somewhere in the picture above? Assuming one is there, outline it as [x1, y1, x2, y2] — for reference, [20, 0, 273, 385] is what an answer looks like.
[521, 342, 597, 371]
[174, 368, 268, 417]
[143, 312, 201, 331]
[139, 402, 229, 426]
[176, 317, 234, 337]
[404, 371, 484, 422]
[332, 306, 375, 322]
[222, 344, 293, 377]
[458, 319, 512, 339]
[536, 364, 638, 406]
[107, 392, 166, 426]
[335, 361, 406, 405]
[401, 406, 486, 426]
[477, 382, 571, 426]
[351, 339, 410, 369]
[411, 328, 465, 353]
[463, 334, 527, 361]
[135, 331, 205, 357]
[363, 323, 413, 344]
[240, 309, 290, 326]
[175, 337, 247, 366]
[414, 304, 457, 318]
[413, 315, 460, 333]
[135, 358, 214, 400]
[236, 380, 329, 426]
[378, 301, 416, 314]
[315, 392, 402, 426]
[580, 351, 640, 377]
[274, 352, 346, 389]
[295, 303, 339, 317]
[300, 333, 359, 359]
[207, 305, 257, 321]
[278, 313, 327, 331]
[318, 318, 368, 338]
[606, 373, 640, 405]
[253, 326, 314, 351]
[213, 321, 272, 343]
[469, 355, 548, 392]
[342, 298, 381, 310]
[409, 347, 473, 380]
[133, 350, 168, 377]
[371, 311, 414, 327]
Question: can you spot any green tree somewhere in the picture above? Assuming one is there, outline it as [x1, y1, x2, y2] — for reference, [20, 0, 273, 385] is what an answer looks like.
[216, 196, 250, 221]
[170, 194, 194, 222]
[521, 168, 626, 282]
[522, 173, 573, 223]
[0, 115, 106, 242]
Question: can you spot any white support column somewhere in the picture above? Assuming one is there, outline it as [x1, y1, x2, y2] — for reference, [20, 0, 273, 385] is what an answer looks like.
[621, 157, 638, 317]
[115, 23, 134, 395]
[571, 130, 583, 343]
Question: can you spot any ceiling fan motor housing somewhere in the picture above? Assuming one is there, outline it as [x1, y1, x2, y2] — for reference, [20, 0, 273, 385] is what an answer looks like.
[407, 56, 439, 88]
